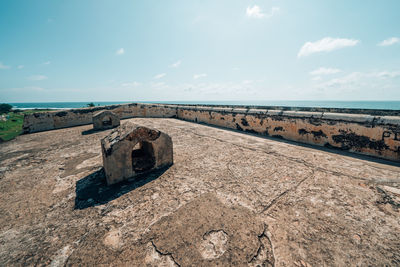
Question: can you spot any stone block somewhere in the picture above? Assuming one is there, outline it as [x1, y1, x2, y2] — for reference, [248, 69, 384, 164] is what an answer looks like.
[375, 116, 400, 126]
[267, 110, 283, 116]
[247, 109, 268, 115]
[282, 111, 323, 118]
[231, 108, 248, 114]
[321, 113, 374, 123]
[101, 123, 173, 185]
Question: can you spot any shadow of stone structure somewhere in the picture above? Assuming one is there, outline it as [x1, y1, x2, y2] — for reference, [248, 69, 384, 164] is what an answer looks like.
[81, 128, 107, 135]
[74, 167, 169, 209]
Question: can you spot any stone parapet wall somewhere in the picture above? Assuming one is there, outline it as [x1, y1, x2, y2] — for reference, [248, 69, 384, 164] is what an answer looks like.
[173, 104, 400, 116]
[22, 103, 177, 133]
[23, 103, 400, 161]
[177, 106, 400, 161]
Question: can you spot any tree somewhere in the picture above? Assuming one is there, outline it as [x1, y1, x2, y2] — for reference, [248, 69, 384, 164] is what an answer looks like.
[0, 103, 12, 114]
[87, 102, 95, 107]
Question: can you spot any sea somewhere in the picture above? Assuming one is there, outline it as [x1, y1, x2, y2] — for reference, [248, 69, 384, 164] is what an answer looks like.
[8, 101, 400, 110]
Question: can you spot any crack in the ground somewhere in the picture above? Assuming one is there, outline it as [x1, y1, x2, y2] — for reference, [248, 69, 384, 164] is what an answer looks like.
[202, 229, 229, 239]
[226, 159, 238, 180]
[259, 170, 315, 215]
[376, 187, 400, 209]
[151, 240, 181, 267]
[227, 159, 279, 182]
[248, 224, 275, 266]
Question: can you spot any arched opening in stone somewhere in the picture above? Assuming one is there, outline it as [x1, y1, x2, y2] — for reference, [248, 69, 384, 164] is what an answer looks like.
[132, 141, 155, 173]
[102, 115, 112, 126]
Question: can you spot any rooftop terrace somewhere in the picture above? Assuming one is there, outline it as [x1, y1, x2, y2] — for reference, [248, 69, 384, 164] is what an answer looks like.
[1, 118, 400, 265]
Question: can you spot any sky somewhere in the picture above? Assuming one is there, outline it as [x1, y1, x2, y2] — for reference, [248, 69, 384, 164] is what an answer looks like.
[0, 0, 400, 102]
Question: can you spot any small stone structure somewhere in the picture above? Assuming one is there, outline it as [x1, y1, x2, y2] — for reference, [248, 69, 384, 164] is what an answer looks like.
[93, 110, 120, 130]
[101, 123, 173, 185]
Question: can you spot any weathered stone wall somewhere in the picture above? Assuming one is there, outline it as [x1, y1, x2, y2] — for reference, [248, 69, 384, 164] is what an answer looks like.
[176, 106, 400, 161]
[22, 103, 177, 133]
[23, 103, 400, 161]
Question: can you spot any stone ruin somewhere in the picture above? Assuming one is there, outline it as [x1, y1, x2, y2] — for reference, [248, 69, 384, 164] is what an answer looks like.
[101, 123, 173, 185]
[93, 110, 120, 130]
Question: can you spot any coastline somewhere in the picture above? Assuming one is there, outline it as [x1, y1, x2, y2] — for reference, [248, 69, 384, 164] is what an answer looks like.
[8, 100, 400, 111]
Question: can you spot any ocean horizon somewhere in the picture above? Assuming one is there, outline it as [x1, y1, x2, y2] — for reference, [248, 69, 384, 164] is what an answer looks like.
[8, 100, 400, 110]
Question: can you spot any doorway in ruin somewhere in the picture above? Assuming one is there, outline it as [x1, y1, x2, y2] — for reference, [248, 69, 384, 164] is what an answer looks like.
[102, 116, 112, 127]
[132, 141, 156, 173]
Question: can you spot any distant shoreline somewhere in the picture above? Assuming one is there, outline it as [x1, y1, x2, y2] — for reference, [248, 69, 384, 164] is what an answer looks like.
[8, 101, 400, 111]
[14, 108, 67, 110]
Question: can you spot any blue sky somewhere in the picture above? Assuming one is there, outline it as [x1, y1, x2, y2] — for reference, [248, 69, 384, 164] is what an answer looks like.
[0, 0, 399, 102]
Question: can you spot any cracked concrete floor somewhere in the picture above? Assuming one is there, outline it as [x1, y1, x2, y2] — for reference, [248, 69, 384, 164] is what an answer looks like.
[1, 118, 400, 266]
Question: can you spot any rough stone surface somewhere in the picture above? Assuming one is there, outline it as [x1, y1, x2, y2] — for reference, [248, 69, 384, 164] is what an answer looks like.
[1, 118, 400, 266]
[101, 123, 173, 185]
[93, 110, 120, 130]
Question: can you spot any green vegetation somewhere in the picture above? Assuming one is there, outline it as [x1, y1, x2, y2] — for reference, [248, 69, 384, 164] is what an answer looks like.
[0, 103, 13, 114]
[0, 109, 52, 142]
[87, 102, 95, 107]
[0, 112, 24, 141]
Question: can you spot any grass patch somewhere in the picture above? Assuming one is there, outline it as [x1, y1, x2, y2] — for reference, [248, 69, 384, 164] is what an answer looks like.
[0, 112, 24, 141]
[0, 110, 53, 142]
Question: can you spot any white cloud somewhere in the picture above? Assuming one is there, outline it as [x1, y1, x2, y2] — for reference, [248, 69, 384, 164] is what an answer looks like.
[310, 67, 342, 76]
[121, 81, 141, 87]
[153, 73, 166, 79]
[193, 73, 207, 79]
[116, 48, 125, 55]
[169, 60, 181, 68]
[0, 62, 10, 69]
[17, 65, 24, 69]
[311, 76, 322, 82]
[43, 61, 51, 65]
[28, 75, 48, 81]
[246, 5, 279, 19]
[298, 37, 359, 58]
[144, 81, 262, 99]
[312, 71, 400, 95]
[378, 37, 400, 47]
[246, 5, 264, 18]
[322, 72, 363, 88]
[242, 80, 253, 85]
[374, 71, 400, 79]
